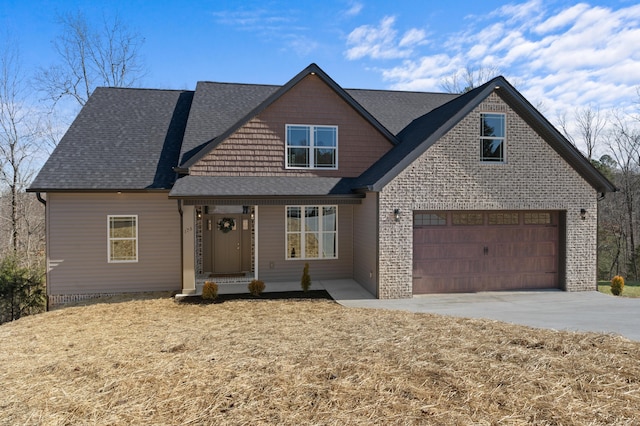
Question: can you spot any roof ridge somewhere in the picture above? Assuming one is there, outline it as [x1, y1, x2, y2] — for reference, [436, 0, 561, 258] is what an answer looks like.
[196, 81, 281, 88]
[93, 86, 193, 93]
[346, 87, 458, 96]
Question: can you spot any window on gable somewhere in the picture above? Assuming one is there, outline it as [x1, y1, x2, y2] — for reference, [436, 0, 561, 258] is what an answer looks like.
[108, 215, 138, 262]
[286, 206, 337, 259]
[286, 125, 337, 169]
[480, 113, 505, 163]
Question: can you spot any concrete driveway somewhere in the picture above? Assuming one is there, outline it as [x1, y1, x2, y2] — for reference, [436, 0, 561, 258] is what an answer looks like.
[321, 280, 640, 342]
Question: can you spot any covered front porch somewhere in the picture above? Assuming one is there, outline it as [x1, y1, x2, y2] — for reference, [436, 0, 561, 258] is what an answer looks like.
[180, 203, 258, 295]
[169, 175, 369, 296]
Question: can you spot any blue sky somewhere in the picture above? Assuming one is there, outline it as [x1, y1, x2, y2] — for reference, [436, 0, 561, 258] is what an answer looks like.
[2, 0, 639, 140]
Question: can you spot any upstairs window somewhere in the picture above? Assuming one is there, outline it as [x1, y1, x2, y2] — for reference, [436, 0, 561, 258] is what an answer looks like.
[480, 113, 505, 163]
[286, 125, 337, 169]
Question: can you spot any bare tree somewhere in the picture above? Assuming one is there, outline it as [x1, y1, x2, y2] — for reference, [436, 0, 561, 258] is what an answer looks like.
[605, 112, 640, 279]
[0, 44, 42, 257]
[558, 105, 607, 160]
[37, 11, 146, 107]
[440, 65, 502, 94]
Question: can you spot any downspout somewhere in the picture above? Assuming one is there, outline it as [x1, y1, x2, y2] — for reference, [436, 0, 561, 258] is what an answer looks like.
[36, 192, 47, 206]
[36, 192, 49, 311]
[596, 192, 606, 289]
[375, 192, 380, 299]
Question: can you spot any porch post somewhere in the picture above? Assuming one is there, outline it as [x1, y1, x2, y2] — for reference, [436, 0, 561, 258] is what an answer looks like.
[182, 205, 196, 294]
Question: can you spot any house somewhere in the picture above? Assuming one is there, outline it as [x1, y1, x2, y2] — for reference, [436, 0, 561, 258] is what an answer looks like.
[28, 63, 615, 306]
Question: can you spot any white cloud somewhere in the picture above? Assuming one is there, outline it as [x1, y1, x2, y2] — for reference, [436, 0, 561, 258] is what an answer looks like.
[211, 9, 294, 29]
[284, 35, 320, 57]
[345, 16, 426, 60]
[349, 1, 640, 121]
[493, 0, 543, 24]
[212, 8, 320, 57]
[399, 28, 427, 47]
[534, 3, 590, 34]
[345, 1, 363, 17]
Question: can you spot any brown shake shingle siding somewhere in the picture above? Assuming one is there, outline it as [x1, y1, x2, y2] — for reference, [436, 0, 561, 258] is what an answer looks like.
[189, 75, 394, 177]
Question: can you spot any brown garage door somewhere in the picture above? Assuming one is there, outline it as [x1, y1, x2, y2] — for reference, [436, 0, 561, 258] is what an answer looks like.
[413, 211, 559, 294]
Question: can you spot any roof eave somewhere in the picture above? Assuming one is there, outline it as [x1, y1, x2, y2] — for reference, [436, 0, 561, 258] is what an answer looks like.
[26, 188, 172, 193]
[167, 193, 364, 200]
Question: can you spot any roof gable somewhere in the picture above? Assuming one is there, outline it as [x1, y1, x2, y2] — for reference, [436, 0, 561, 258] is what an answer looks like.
[179, 63, 398, 170]
[187, 73, 396, 178]
[356, 77, 615, 193]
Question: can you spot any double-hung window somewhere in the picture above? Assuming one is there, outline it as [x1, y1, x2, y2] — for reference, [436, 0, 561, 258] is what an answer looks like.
[480, 113, 505, 163]
[286, 206, 337, 259]
[108, 215, 138, 262]
[286, 125, 337, 169]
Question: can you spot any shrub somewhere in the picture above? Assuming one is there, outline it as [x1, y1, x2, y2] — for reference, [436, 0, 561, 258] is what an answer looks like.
[0, 256, 45, 324]
[248, 279, 265, 296]
[610, 275, 624, 296]
[202, 281, 218, 300]
[301, 262, 311, 292]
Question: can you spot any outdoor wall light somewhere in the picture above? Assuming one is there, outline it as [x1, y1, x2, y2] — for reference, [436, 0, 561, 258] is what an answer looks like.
[580, 208, 587, 220]
[394, 209, 400, 222]
[196, 208, 202, 219]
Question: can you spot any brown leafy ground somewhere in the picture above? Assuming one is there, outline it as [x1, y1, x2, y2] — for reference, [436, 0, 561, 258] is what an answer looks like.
[1, 293, 639, 425]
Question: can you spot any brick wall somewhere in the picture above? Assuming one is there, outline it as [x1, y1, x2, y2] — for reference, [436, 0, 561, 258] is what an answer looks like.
[378, 92, 598, 298]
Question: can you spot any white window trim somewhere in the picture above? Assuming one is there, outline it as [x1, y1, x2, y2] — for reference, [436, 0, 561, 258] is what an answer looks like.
[285, 124, 338, 170]
[107, 215, 139, 263]
[479, 112, 506, 164]
[285, 205, 338, 260]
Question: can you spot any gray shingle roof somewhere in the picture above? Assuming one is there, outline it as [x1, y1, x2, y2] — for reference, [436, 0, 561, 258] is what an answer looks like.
[169, 176, 356, 198]
[347, 89, 457, 135]
[29, 87, 193, 191]
[179, 82, 279, 166]
[29, 64, 615, 195]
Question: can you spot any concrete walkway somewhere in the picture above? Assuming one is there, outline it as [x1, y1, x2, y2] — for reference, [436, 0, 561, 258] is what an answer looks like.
[320, 279, 640, 342]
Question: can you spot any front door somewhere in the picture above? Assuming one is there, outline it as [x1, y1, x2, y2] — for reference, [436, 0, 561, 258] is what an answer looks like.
[203, 214, 242, 274]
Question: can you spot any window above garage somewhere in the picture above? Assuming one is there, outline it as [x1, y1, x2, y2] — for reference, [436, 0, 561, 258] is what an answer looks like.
[480, 113, 505, 163]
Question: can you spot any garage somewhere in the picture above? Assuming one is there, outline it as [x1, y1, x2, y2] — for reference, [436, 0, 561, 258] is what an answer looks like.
[413, 211, 561, 294]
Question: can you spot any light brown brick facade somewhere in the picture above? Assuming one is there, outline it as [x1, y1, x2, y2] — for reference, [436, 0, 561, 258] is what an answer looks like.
[378, 92, 598, 298]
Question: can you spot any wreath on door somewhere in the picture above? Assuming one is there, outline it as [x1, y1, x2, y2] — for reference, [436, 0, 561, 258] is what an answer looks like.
[218, 217, 235, 233]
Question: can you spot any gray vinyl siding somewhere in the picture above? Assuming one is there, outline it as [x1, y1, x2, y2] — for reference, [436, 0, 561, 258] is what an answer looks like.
[47, 192, 181, 295]
[353, 192, 378, 296]
[257, 204, 353, 282]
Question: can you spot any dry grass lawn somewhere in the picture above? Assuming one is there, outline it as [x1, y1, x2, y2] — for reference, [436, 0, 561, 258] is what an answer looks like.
[599, 281, 640, 298]
[1, 294, 639, 425]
